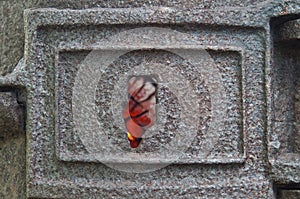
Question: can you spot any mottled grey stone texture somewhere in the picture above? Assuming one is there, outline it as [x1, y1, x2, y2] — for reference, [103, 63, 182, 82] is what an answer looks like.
[0, 0, 278, 76]
[0, 92, 25, 139]
[0, 92, 26, 199]
[0, 135, 26, 199]
[278, 190, 300, 199]
[268, 15, 300, 184]
[0, 0, 33, 76]
[279, 19, 300, 40]
[0, 0, 300, 198]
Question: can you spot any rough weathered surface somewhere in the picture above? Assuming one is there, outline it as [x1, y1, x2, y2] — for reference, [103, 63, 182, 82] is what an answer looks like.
[268, 15, 300, 184]
[0, 92, 26, 199]
[0, 135, 26, 199]
[278, 190, 300, 199]
[0, 92, 25, 139]
[0, 0, 300, 198]
[279, 19, 300, 40]
[0, 0, 283, 76]
[22, 1, 298, 198]
[0, 0, 29, 76]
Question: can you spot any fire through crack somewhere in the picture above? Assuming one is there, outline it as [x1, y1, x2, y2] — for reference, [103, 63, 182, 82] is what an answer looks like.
[122, 76, 157, 148]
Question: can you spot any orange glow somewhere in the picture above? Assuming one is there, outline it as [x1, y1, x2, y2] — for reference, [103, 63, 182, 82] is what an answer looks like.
[127, 132, 142, 148]
[127, 132, 135, 141]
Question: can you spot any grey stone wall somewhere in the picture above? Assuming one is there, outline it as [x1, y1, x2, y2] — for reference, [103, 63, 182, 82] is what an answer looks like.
[0, 0, 282, 76]
[0, 1, 299, 198]
[0, 92, 25, 199]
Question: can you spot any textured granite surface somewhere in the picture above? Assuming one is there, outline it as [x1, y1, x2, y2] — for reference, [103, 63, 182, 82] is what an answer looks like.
[0, 0, 300, 198]
[0, 92, 24, 139]
[0, 92, 26, 199]
[0, 0, 280, 76]
[278, 190, 300, 199]
[1, 0, 299, 76]
[279, 19, 300, 40]
[268, 15, 300, 184]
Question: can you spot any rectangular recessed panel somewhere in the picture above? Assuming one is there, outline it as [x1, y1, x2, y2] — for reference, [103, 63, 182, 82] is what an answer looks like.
[56, 47, 244, 164]
[25, 7, 269, 198]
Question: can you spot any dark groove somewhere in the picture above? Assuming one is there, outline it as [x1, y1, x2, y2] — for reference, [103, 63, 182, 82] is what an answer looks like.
[131, 109, 149, 118]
